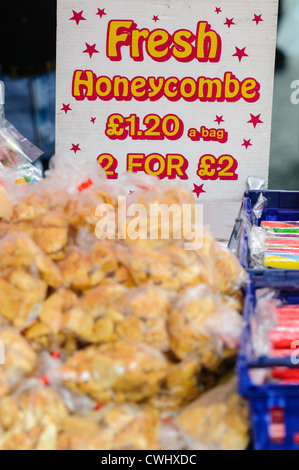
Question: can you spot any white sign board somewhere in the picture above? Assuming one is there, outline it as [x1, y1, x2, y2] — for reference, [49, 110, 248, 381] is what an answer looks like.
[56, 0, 278, 240]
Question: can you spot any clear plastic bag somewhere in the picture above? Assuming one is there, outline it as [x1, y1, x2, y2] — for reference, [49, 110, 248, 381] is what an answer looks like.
[241, 193, 268, 269]
[0, 379, 69, 450]
[174, 378, 250, 451]
[58, 404, 162, 451]
[249, 225, 266, 269]
[214, 243, 247, 294]
[169, 285, 243, 370]
[249, 288, 280, 360]
[0, 328, 37, 399]
[0, 116, 43, 198]
[0, 374, 161, 450]
[0, 116, 43, 167]
[252, 193, 268, 220]
[0, 233, 61, 329]
[47, 153, 107, 194]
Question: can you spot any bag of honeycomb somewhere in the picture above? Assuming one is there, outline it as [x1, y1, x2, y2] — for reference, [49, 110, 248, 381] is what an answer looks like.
[175, 378, 250, 451]
[114, 240, 219, 293]
[214, 244, 247, 295]
[59, 340, 168, 404]
[117, 174, 202, 248]
[58, 404, 162, 450]
[146, 356, 202, 411]
[0, 233, 61, 328]
[23, 289, 79, 355]
[0, 382, 69, 450]
[0, 328, 37, 399]
[169, 285, 243, 370]
[58, 242, 131, 292]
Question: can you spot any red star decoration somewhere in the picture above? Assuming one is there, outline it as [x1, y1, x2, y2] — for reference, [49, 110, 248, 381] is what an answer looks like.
[83, 43, 99, 58]
[71, 144, 81, 154]
[69, 10, 86, 25]
[247, 114, 263, 128]
[91, 117, 96, 124]
[129, 190, 135, 195]
[233, 47, 249, 62]
[253, 14, 263, 25]
[61, 104, 72, 114]
[193, 184, 206, 198]
[242, 139, 253, 149]
[96, 8, 107, 18]
[153, 15, 160, 22]
[215, 7, 222, 14]
[215, 115, 224, 125]
[224, 18, 235, 28]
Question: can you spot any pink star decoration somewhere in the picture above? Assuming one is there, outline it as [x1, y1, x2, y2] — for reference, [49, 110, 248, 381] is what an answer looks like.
[233, 47, 249, 62]
[253, 14, 263, 25]
[224, 18, 235, 28]
[96, 8, 107, 18]
[69, 10, 86, 25]
[242, 139, 253, 150]
[248, 114, 263, 128]
[215, 115, 224, 125]
[193, 184, 206, 198]
[71, 144, 81, 154]
[83, 43, 99, 58]
[61, 104, 72, 114]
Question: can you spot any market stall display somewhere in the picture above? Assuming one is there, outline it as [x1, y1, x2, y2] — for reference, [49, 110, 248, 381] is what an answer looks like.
[0, 155, 248, 450]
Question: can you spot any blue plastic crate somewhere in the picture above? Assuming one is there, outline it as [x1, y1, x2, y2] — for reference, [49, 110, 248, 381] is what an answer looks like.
[239, 281, 299, 450]
[229, 190, 299, 282]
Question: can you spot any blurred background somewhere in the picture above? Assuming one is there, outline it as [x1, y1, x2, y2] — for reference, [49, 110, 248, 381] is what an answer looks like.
[0, 0, 299, 185]
[270, 0, 299, 189]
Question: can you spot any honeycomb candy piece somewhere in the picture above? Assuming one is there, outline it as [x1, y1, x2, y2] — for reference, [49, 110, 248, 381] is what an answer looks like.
[13, 193, 50, 221]
[0, 328, 37, 398]
[58, 243, 121, 292]
[60, 285, 170, 351]
[146, 356, 202, 410]
[61, 284, 127, 344]
[24, 290, 79, 353]
[0, 233, 62, 288]
[115, 287, 170, 351]
[59, 340, 168, 404]
[64, 243, 133, 290]
[67, 189, 119, 233]
[6, 208, 69, 258]
[0, 269, 47, 329]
